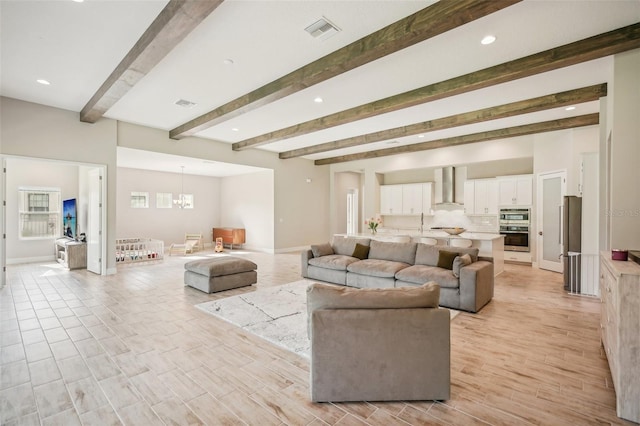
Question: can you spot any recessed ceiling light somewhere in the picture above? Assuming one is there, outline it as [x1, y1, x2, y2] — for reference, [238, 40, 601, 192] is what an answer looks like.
[36, 79, 50, 85]
[223, 59, 234, 65]
[386, 140, 399, 145]
[314, 97, 323, 103]
[231, 128, 239, 132]
[72, 0, 84, 3]
[481, 35, 496, 45]
[565, 106, 576, 111]
[418, 134, 425, 138]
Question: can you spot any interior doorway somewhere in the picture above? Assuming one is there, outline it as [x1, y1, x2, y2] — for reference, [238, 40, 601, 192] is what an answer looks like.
[1, 156, 107, 279]
[537, 171, 566, 272]
[346, 189, 359, 234]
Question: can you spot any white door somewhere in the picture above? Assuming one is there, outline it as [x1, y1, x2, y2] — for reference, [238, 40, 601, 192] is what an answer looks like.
[346, 189, 358, 234]
[87, 168, 102, 274]
[537, 171, 566, 272]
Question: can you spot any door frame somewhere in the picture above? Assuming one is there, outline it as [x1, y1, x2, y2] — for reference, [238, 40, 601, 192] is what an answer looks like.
[346, 188, 359, 235]
[1, 159, 6, 289]
[86, 167, 104, 275]
[536, 170, 566, 272]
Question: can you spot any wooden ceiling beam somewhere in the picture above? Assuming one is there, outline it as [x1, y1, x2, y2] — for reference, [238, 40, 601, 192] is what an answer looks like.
[314, 114, 599, 166]
[80, 0, 223, 123]
[235, 22, 640, 151]
[169, 0, 521, 139]
[279, 83, 607, 159]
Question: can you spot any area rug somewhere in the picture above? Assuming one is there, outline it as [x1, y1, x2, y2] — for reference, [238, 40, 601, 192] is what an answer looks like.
[195, 280, 460, 359]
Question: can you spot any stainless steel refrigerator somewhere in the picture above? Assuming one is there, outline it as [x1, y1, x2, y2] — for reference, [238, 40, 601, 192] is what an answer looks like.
[563, 196, 582, 292]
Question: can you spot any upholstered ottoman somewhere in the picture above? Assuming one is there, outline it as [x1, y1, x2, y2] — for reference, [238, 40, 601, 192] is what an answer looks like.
[184, 257, 257, 293]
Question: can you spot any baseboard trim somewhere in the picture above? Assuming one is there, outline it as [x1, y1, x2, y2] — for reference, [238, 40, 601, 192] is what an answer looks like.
[275, 245, 308, 254]
[6, 255, 56, 265]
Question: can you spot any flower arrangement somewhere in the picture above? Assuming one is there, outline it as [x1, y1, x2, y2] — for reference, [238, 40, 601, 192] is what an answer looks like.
[365, 216, 383, 234]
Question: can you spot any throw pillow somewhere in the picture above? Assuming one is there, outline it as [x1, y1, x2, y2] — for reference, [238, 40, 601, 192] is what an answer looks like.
[436, 250, 458, 270]
[311, 243, 334, 258]
[452, 253, 472, 278]
[351, 243, 370, 260]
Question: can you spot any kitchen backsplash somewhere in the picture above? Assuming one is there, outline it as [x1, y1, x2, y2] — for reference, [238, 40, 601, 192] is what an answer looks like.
[379, 212, 498, 233]
[466, 215, 499, 233]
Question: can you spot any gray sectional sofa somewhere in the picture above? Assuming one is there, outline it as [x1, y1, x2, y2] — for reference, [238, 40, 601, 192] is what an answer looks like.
[301, 236, 494, 313]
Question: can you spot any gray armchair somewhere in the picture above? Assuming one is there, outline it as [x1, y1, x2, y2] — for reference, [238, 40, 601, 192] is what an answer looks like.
[307, 282, 450, 402]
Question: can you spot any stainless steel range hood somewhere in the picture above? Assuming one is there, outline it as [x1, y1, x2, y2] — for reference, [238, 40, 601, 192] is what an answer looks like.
[434, 166, 466, 209]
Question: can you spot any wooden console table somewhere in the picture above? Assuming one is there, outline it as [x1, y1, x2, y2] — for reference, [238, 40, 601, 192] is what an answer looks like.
[599, 253, 640, 423]
[212, 228, 245, 249]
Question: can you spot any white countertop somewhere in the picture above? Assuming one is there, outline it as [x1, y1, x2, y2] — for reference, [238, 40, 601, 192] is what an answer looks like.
[418, 231, 503, 241]
[335, 231, 503, 241]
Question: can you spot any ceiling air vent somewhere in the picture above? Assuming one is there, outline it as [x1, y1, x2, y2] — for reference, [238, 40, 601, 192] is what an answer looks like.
[175, 99, 196, 108]
[305, 17, 340, 41]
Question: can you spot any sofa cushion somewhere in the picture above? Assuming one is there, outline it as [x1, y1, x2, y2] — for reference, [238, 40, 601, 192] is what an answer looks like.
[309, 255, 359, 271]
[332, 237, 370, 256]
[396, 265, 460, 288]
[311, 243, 334, 258]
[368, 240, 417, 264]
[307, 281, 441, 312]
[396, 265, 460, 289]
[453, 254, 472, 278]
[347, 259, 410, 278]
[184, 257, 257, 277]
[437, 250, 458, 270]
[415, 243, 479, 266]
[351, 243, 370, 260]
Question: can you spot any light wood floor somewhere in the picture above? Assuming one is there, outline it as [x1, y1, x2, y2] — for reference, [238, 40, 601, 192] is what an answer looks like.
[0, 249, 633, 425]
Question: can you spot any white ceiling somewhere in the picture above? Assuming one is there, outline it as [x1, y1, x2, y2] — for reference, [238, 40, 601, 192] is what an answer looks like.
[2, 0, 640, 175]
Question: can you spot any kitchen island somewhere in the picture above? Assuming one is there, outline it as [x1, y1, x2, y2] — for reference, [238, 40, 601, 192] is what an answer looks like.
[334, 231, 504, 275]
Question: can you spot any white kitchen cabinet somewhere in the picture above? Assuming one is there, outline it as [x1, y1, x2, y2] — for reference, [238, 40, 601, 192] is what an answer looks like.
[475, 179, 498, 215]
[381, 182, 434, 215]
[464, 179, 498, 215]
[498, 175, 533, 206]
[463, 181, 475, 214]
[422, 182, 433, 214]
[380, 184, 403, 215]
[402, 183, 423, 215]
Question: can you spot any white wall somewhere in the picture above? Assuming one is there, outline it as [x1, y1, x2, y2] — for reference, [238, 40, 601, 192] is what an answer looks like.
[384, 158, 534, 184]
[220, 170, 274, 252]
[1, 98, 331, 259]
[5, 158, 79, 263]
[116, 121, 330, 250]
[1, 97, 118, 272]
[608, 49, 640, 249]
[330, 137, 536, 230]
[116, 167, 221, 247]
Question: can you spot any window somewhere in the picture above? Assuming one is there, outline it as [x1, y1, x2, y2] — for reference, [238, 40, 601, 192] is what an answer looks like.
[18, 187, 61, 239]
[130, 192, 149, 208]
[156, 192, 173, 208]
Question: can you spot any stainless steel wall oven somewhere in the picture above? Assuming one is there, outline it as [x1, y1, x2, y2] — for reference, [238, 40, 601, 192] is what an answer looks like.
[500, 208, 530, 252]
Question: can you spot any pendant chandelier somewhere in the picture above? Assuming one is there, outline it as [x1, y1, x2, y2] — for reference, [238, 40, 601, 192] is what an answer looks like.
[173, 166, 191, 208]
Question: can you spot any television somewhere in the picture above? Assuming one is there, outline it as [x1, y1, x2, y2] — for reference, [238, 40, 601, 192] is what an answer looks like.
[62, 198, 77, 239]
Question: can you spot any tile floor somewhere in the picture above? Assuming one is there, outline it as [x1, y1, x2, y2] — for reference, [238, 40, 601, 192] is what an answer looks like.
[0, 249, 633, 425]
